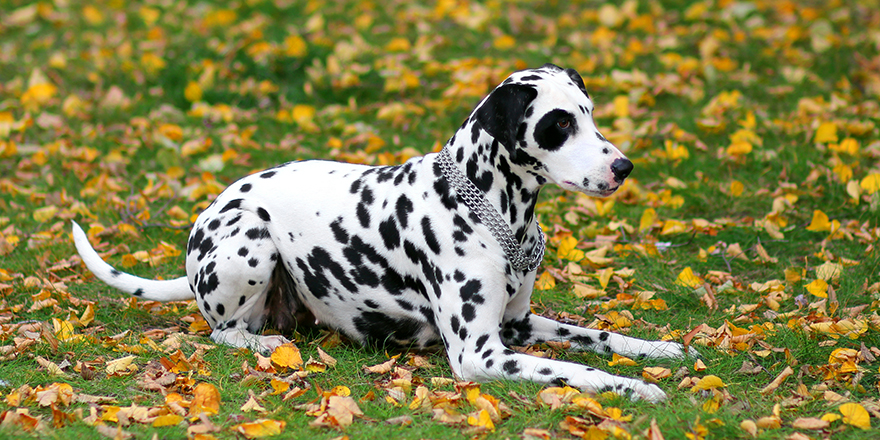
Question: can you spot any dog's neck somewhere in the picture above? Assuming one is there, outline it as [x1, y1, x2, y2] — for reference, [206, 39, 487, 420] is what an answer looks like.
[442, 126, 544, 244]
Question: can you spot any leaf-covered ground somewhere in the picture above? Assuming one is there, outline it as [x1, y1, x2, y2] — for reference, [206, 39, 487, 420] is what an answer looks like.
[1, 0, 880, 439]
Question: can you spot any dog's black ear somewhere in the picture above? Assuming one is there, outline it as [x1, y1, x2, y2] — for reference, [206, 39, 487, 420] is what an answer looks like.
[474, 83, 538, 150]
[564, 68, 590, 99]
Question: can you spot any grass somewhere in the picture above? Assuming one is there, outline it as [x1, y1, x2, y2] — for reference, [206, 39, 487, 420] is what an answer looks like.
[1, 0, 879, 439]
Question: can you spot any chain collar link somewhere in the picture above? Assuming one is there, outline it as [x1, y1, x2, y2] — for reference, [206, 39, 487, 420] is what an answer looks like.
[436, 147, 545, 272]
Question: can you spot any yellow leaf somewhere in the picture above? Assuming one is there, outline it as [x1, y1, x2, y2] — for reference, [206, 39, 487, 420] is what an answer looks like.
[596, 268, 614, 289]
[185, 81, 203, 102]
[832, 137, 859, 155]
[283, 34, 307, 57]
[269, 378, 290, 395]
[536, 271, 556, 290]
[467, 409, 495, 432]
[639, 208, 656, 233]
[702, 394, 722, 413]
[270, 343, 303, 369]
[53, 318, 77, 341]
[784, 267, 803, 284]
[190, 382, 221, 416]
[726, 141, 752, 156]
[493, 35, 516, 50]
[833, 163, 853, 182]
[675, 267, 702, 289]
[821, 413, 842, 423]
[385, 37, 411, 52]
[691, 375, 726, 392]
[730, 180, 744, 197]
[557, 236, 585, 261]
[805, 210, 831, 232]
[839, 403, 871, 429]
[291, 105, 317, 131]
[233, 419, 286, 438]
[33, 205, 59, 222]
[805, 279, 828, 298]
[572, 283, 603, 299]
[613, 95, 629, 118]
[660, 219, 686, 235]
[608, 353, 637, 366]
[814, 121, 838, 143]
[82, 5, 104, 25]
[152, 414, 183, 427]
[860, 174, 880, 194]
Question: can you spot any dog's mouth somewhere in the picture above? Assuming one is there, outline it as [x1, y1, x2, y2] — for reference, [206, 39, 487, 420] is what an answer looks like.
[562, 181, 620, 197]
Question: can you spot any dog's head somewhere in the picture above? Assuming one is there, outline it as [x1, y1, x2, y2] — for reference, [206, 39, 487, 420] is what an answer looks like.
[474, 64, 633, 197]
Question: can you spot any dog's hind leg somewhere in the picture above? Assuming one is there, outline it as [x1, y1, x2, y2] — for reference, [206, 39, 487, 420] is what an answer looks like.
[187, 210, 291, 354]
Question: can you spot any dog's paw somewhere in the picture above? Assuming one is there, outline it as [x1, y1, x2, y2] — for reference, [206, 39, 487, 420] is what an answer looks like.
[629, 381, 666, 403]
[257, 335, 291, 355]
[627, 381, 667, 403]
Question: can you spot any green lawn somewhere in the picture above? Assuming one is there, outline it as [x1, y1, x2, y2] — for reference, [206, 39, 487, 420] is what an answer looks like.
[1, 0, 879, 439]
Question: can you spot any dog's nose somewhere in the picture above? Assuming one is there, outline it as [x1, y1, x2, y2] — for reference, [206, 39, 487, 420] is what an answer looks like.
[611, 158, 633, 182]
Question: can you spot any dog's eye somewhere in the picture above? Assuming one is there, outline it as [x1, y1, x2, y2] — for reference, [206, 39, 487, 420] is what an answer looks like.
[557, 119, 571, 129]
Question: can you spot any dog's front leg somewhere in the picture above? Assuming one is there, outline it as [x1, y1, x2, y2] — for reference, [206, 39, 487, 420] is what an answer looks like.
[447, 328, 668, 402]
[502, 312, 698, 360]
[433, 282, 667, 401]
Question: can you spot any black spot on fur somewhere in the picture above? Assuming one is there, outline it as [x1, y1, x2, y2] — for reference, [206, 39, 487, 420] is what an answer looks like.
[420, 217, 441, 254]
[260, 171, 276, 179]
[330, 218, 349, 244]
[356, 203, 370, 228]
[572, 335, 594, 346]
[219, 198, 243, 213]
[133, 288, 144, 296]
[245, 227, 270, 240]
[240, 183, 252, 192]
[378, 218, 400, 249]
[502, 360, 521, 375]
[208, 219, 221, 231]
[395, 195, 414, 229]
[257, 207, 271, 222]
[534, 109, 576, 151]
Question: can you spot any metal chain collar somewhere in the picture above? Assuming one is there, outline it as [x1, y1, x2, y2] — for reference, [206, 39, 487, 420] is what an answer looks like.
[436, 147, 545, 272]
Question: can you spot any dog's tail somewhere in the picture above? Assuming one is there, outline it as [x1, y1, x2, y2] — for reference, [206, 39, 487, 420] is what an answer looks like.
[72, 221, 194, 302]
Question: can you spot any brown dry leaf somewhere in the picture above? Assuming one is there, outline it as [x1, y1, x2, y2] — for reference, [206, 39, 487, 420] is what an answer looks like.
[240, 395, 267, 413]
[363, 358, 396, 374]
[647, 417, 665, 440]
[759, 366, 794, 395]
[790, 417, 829, 430]
[35, 383, 74, 407]
[523, 428, 553, 440]
[95, 424, 133, 439]
[642, 367, 672, 383]
[105, 355, 137, 376]
[316, 347, 337, 367]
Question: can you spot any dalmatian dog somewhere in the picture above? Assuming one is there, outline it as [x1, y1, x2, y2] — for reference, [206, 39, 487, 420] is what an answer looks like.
[73, 64, 696, 402]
